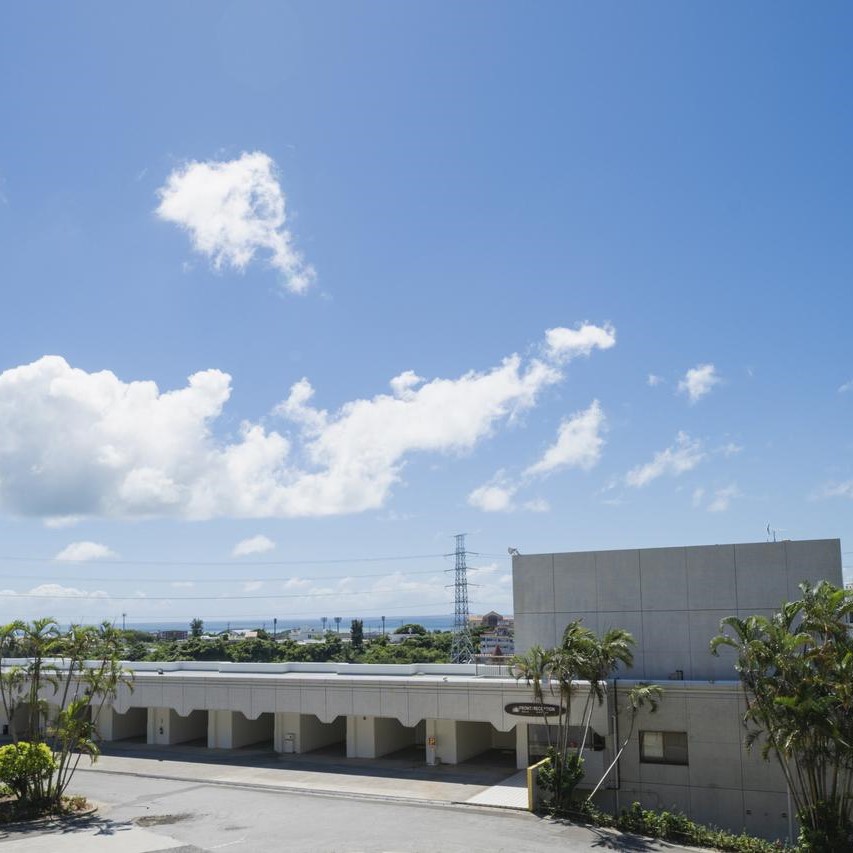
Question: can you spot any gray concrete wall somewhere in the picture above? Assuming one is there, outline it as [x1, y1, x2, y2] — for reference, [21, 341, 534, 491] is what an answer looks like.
[603, 682, 791, 843]
[514, 539, 842, 680]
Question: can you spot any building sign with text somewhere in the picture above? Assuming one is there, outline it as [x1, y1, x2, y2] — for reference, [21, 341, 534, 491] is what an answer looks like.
[504, 702, 563, 717]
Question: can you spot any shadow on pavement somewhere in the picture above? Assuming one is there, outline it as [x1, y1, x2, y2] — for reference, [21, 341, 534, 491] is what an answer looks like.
[0, 812, 136, 840]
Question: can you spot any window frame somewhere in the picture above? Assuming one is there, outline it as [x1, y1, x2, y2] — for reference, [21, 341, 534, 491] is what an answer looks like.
[639, 729, 689, 766]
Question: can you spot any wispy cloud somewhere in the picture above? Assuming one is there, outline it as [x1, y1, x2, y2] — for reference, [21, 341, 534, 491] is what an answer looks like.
[647, 374, 664, 387]
[707, 483, 740, 512]
[156, 151, 316, 293]
[678, 363, 721, 403]
[626, 432, 705, 487]
[55, 541, 117, 562]
[839, 379, 853, 394]
[524, 400, 606, 477]
[812, 480, 853, 500]
[232, 535, 276, 557]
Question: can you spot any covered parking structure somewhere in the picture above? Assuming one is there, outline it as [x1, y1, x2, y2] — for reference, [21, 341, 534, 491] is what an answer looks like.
[86, 661, 607, 769]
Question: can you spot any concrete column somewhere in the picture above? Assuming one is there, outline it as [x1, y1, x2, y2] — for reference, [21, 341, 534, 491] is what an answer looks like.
[208, 710, 273, 749]
[425, 718, 459, 764]
[96, 707, 147, 742]
[515, 721, 530, 769]
[274, 713, 345, 754]
[147, 708, 207, 746]
[346, 716, 415, 759]
[424, 719, 493, 765]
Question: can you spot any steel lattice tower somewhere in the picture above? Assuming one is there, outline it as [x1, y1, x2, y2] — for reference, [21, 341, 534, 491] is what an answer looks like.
[449, 533, 475, 663]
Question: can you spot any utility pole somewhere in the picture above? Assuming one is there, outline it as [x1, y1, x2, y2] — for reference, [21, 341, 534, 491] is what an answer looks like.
[448, 533, 475, 663]
[273, 617, 277, 640]
[381, 615, 386, 636]
[334, 616, 341, 634]
[122, 612, 126, 632]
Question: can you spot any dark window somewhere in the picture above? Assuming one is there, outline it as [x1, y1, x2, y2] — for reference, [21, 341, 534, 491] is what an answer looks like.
[640, 730, 688, 765]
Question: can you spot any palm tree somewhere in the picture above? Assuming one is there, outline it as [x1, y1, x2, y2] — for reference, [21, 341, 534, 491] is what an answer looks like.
[576, 627, 635, 755]
[585, 682, 663, 802]
[512, 621, 637, 811]
[711, 581, 853, 851]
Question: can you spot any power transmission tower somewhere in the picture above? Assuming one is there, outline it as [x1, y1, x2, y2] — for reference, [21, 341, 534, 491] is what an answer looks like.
[448, 533, 475, 663]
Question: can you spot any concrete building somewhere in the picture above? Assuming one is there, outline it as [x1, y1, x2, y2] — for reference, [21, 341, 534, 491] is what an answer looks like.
[0, 659, 608, 783]
[0, 537, 843, 843]
[512, 538, 843, 841]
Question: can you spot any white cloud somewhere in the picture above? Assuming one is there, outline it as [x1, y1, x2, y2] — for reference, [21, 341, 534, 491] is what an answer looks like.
[626, 432, 705, 487]
[719, 442, 743, 457]
[467, 479, 517, 512]
[524, 400, 606, 476]
[677, 363, 721, 403]
[232, 534, 276, 557]
[55, 541, 117, 562]
[0, 326, 611, 520]
[243, 580, 264, 592]
[647, 374, 664, 387]
[692, 487, 705, 508]
[523, 498, 550, 513]
[814, 480, 853, 500]
[707, 484, 740, 512]
[839, 380, 853, 394]
[544, 323, 616, 362]
[156, 151, 315, 293]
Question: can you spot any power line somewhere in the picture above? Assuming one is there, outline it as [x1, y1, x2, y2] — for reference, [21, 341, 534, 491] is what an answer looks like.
[0, 552, 449, 567]
[0, 568, 447, 585]
[0, 588, 453, 602]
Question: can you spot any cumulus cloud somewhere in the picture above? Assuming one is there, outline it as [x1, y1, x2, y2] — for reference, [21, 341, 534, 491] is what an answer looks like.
[677, 363, 721, 403]
[0, 325, 612, 520]
[707, 484, 740, 512]
[544, 323, 616, 362]
[524, 400, 606, 476]
[232, 535, 276, 557]
[469, 399, 607, 513]
[55, 541, 117, 562]
[626, 432, 705, 487]
[156, 151, 315, 293]
[467, 479, 517, 512]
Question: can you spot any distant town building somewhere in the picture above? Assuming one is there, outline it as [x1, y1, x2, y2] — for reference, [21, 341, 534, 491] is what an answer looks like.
[157, 630, 188, 641]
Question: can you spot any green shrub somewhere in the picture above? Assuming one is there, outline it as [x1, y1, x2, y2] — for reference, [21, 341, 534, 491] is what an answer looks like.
[0, 741, 56, 803]
[574, 800, 791, 853]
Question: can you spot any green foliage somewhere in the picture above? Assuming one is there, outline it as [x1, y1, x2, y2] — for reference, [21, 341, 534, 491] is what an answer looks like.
[0, 619, 130, 813]
[189, 618, 204, 638]
[0, 742, 56, 804]
[576, 801, 790, 853]
[711, 581, 853, 852]
[537, 750, 584, 809]
[393, 623, 427, 635]
[350, 619, 364, 652]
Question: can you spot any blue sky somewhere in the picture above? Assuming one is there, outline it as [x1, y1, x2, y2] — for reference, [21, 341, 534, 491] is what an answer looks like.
[0, 2, 851, 626]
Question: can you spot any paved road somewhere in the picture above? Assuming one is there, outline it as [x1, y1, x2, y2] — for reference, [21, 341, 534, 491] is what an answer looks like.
[0, 769, 697, 853]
